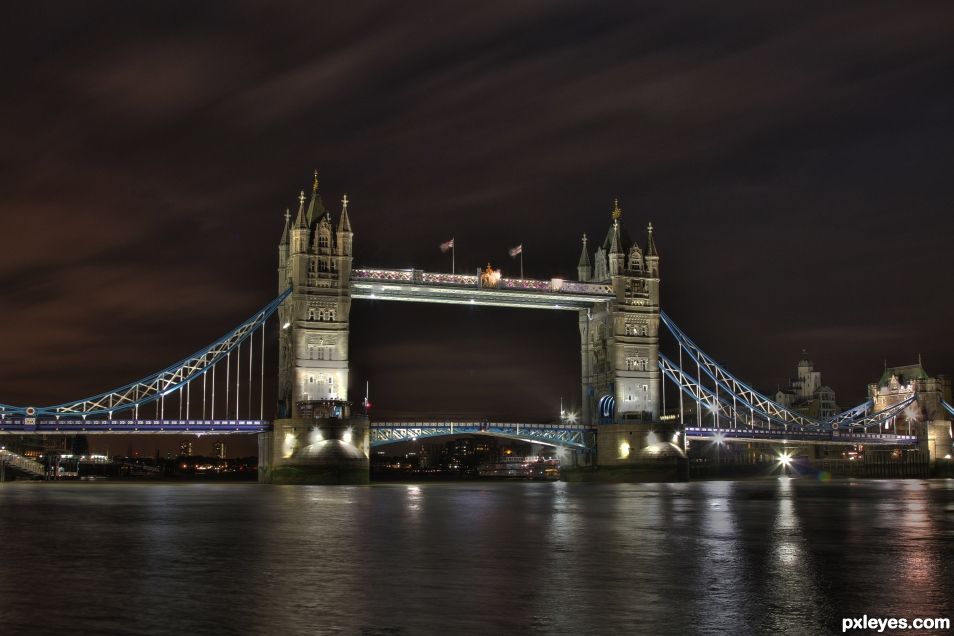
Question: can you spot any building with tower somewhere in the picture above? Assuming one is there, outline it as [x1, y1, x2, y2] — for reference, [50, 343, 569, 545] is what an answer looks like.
[261, 172, 369, 484]
[576, 199, 661, 425]
[774, 353, 839, 419]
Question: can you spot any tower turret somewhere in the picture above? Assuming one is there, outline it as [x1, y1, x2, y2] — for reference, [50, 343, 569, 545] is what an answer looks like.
[291, 191, 309, 254]
[608, 199, 626, 276]
[577, 233, 591, 282]
[645, 221, 659, 278]
[305, 170, 327, 228]
[278, 208, 291, 288]
[337, 193, 353, 258]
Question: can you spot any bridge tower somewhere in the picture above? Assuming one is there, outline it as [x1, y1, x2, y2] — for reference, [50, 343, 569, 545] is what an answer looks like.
[577, 200, 661, 426]
[260, 173, 369, 484]
[868, 363, 952, 463]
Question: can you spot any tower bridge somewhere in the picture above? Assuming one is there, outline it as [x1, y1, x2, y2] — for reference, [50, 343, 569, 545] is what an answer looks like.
[1, 173, 951, 483]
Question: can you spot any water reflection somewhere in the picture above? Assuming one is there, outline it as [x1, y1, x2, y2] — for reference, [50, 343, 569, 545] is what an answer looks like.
[0, 480, 950, 634]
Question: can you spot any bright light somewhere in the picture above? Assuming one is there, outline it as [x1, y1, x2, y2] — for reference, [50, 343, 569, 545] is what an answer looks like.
[708, 401, 718, 413]
[672, 431, 680, 444]
[308, 427, 323, 445]
[342, 427, 353, 445]
[566, 411, 578, 424]
[282, 322, 291, 329]
[712, 432, 726, 445]
[618, 440, 631, 459]
[645, 431, 663, 454]
[778, 451, 793, 466]
[945, 454, 952, 460]
[282, 432, 297, 458]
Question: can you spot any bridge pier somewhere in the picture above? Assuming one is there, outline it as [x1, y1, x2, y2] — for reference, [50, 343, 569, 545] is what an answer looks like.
[563, 421, 687, 482]
[259, 414, 370, 484]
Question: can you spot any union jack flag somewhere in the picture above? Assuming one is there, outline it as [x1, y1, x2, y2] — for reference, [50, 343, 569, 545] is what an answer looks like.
[440, 238, 455, 252]
[509, 244, 522, 257]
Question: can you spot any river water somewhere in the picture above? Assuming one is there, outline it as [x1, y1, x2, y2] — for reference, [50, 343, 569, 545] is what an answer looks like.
[0, 479, 951, 635]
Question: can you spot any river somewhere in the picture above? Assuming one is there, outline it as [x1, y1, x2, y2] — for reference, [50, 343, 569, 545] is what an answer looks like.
[0, 479, 951, 635]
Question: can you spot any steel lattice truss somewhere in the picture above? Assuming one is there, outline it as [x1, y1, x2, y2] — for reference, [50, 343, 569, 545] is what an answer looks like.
[658, 353, 784, 429]
[660, 311, 821, 430]
[659, 348, 920, 434]
[370, 422, 590, 449]
[0, 289, 290, 419]
[824, 400, 874, 427]
[941, 400, 954, 419]
[835, 395, 916, 431]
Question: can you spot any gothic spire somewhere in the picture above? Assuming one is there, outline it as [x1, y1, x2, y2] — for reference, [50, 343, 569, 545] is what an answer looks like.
[578, 233, 590, 267]
[610, 198, 625, 253]
[294, 190, 307, 229]
[646, 221, 657, 257]
[338, 193, 352, 233]
[305, 170, 327, 226]
[280, 208, 290, 245]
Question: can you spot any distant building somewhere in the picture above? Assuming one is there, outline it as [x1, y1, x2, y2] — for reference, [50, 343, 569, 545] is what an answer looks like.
[868, 362, 951, 436]
[178, 440, 193, 457]
[775, 353, 839, 419]
[212, 442, 226, 459]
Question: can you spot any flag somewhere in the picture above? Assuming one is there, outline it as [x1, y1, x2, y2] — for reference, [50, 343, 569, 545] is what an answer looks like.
[509, 244, 522, 257]
[440, 238, 454, 252]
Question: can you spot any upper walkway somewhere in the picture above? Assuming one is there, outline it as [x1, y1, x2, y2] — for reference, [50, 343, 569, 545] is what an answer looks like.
[350, 268, 614, 310]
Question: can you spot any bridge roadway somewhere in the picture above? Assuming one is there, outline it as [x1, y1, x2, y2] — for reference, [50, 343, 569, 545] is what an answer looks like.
[0, 419, 919, 448]
[350, 268, 614, 310]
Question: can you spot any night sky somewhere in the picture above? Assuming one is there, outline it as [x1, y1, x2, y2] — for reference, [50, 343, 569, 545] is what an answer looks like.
[2, 2, 953, 455]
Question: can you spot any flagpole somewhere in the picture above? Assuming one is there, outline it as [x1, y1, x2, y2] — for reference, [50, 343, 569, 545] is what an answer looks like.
[520, 249, 524, 279]
[452, 244, 455, 274]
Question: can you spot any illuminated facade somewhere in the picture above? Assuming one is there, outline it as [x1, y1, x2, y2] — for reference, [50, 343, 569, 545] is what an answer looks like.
[774, 354, 839, 419]
[576, 200, 661, 424]
[276, 173, 353, 419]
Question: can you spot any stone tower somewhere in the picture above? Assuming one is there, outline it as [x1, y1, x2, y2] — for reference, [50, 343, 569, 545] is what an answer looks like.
[276, 173, 353, 419]
[577, 200, 661, 425]
[263, 172, 368, 484]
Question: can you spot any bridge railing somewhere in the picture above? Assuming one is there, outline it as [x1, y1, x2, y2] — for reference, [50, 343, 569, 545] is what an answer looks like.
[352, 268, 614, 296]
[0, 449, 46, 478]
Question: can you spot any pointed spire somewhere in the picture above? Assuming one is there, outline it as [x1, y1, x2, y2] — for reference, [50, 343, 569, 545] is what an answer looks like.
[646, 221, 657, 257]
[611, 198, 622, 221]
[338, 193, 352, 233]
[609, 221, 622, 255]
[280, 208, 291, 245]
[305, 170, 327, 226]
[578, 233, 590, 267]
[295, 190, 307, 229]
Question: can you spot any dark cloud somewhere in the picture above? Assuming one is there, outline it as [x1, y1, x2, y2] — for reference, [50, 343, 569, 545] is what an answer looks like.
[1, 1, 953, 454]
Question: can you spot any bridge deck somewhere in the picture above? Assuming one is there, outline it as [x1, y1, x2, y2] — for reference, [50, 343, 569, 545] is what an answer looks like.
[350, 269, 614, 310]
[685, 427, 919, 446]
[0, 420, 269, 434]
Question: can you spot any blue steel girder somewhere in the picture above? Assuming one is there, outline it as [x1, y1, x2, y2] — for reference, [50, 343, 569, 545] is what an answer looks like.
[660, 311, 821, 430]
[658, 353, 793, 431]
[0, 419, 269, 434]
[0, 289, 291, 418]
[370, 422, 590, 450]
[942, 400, 954, 419]
[834, 395, 917, 433]
[824, 400, 873, 427]
[685, 427, 918, 446]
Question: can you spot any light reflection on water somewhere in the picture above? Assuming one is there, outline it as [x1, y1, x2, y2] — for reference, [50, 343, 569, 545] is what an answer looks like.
[0, 479, 951, 635]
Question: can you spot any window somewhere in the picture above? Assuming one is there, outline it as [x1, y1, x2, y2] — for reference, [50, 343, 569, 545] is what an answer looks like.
[307, 308, 316, 321]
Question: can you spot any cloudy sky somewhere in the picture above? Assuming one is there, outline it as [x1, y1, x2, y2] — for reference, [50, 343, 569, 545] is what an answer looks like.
[1, 2, 952, 453]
